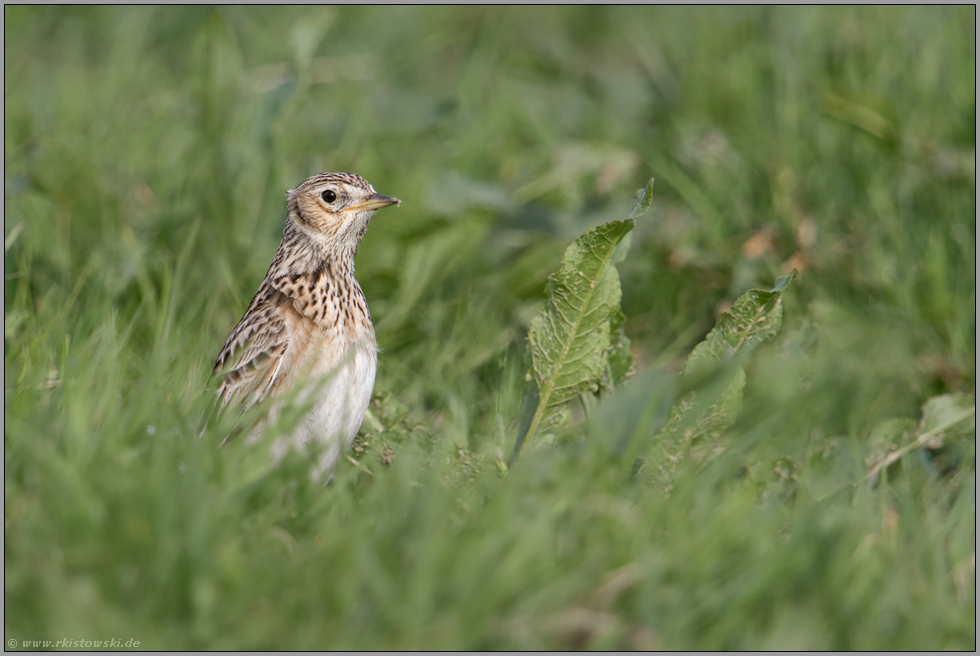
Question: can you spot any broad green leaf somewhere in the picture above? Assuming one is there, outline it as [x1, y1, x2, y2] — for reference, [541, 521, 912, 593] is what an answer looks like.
[685, 271, 796, 376]
[521, 219, 633, 446]
[513, 180, 654, 460]
[650, 272, 796, 485]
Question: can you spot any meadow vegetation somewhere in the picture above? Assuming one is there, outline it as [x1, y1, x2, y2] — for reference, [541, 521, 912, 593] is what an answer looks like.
[5, 6, 975, 649]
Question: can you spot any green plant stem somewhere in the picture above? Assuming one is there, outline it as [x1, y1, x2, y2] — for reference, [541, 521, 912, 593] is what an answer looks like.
[866, 407, 976, 483]
[516, 382, 551, 459]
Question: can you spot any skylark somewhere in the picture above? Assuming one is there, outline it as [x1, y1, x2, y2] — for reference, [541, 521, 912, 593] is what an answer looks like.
[212, 172, 399, 479]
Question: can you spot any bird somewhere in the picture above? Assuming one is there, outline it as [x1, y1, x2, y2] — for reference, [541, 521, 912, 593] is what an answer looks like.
[211, 171, 399, 480]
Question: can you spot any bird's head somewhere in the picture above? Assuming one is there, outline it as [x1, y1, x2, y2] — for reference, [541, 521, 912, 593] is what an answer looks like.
[286, 172, 400, 250]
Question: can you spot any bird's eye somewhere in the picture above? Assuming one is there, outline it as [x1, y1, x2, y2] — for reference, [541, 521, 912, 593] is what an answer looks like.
[321, 189, 337, 203]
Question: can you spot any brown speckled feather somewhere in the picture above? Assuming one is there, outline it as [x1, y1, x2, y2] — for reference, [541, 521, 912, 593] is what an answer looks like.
[213, 281, 290, 413]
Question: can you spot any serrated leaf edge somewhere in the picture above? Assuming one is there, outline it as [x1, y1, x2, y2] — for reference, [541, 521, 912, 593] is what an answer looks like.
[515, 220, 635, 458]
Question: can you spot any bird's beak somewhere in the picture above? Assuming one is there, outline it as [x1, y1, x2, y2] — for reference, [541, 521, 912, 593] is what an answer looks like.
[347, 193, 401, 212]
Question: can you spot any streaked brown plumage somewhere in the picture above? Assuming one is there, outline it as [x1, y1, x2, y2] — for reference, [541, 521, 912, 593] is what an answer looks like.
[212, 172, 399, 479]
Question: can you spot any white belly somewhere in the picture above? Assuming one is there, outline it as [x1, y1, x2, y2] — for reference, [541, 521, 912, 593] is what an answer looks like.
[266, 336, 377, 481]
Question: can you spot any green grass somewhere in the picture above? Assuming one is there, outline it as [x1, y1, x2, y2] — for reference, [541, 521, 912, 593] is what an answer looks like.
[5, 6, 975, 650]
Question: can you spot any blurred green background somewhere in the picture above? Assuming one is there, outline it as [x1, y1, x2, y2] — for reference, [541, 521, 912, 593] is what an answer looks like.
[4, 6, 975, 650]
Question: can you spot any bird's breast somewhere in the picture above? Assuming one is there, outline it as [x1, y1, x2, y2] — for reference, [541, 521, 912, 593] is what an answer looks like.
[304, 327, 377, 445]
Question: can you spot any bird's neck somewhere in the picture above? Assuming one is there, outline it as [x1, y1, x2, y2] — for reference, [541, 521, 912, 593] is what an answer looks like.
[268, 220, 358, 284]
[265, 221, 369, 327]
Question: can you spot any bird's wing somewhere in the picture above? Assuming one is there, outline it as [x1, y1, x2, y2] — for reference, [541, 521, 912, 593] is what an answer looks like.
[212, 290, 290, 416]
